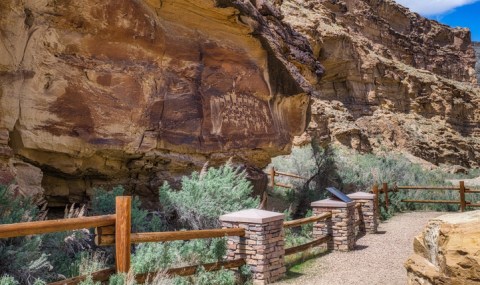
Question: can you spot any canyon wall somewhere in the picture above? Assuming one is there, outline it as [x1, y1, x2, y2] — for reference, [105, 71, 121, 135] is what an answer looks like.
[474, 42, 480, 84]
[284, 0, 480, 168]
[1, 0, 479, 205]
[0, 0, 322, 205]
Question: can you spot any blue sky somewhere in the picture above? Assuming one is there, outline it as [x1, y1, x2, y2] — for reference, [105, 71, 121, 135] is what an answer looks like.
[395, 0, 480, 41]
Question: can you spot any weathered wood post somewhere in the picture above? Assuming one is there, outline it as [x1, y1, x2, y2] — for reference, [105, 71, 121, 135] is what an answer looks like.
[115, 196, 131, 273]
[220, 209, 285, 285]
[269, 167, 275, 188]
[459, 181, 466, 212]
[383, 182, 389, 210]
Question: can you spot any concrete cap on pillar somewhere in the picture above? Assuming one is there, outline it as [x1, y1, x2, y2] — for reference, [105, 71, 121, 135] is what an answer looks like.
[311, 198, 355, 208]
[219, 209, 284, 224]
[347, 191, 375, 200]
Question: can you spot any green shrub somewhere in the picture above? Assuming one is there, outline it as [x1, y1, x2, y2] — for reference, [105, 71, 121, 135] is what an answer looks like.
[0, 275, 19, 285]
[272, 145, 478, 219]
[269, 144, 337, 217]
[159, 163, 259, 229]
[79, 276, 100, 285]
[108, 273, 128, 285]
[284, 210, 313, 248]
[131, 238, 226, 274]
[91, 186, 163, 232]
[0, 186, 54, 283]
[334, 148, 446, 190]
[193, 267, 236, 285]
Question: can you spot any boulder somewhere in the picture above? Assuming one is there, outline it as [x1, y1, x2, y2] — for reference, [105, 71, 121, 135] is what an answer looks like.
[405, 211, 480, 284]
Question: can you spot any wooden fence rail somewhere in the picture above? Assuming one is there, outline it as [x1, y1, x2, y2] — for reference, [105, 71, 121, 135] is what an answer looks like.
[285, 235, 332, 256]
[283, 212, 332, 229]
[0, 196, 247, 284]
[49, 259, 247, 285]
[267, 167, 307, 189]
[283, 211, 334, 256]
[0, 214, 116, 239]
[373, 181, 480, 212]
[96, 228, 246, 246]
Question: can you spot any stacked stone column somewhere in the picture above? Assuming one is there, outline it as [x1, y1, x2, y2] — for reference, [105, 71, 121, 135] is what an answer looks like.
[347, 192, 378, 233]
[220, 209, 285, 285]
[311, 199, 356, 251]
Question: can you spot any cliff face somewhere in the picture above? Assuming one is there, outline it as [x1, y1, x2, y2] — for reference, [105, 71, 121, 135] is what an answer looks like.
[405, 211, 480, 284]
[0, 0, 322, 205]
[474, 42, 480, 83]
[283, 0, 480, 168]
[1, 0, 479, 205]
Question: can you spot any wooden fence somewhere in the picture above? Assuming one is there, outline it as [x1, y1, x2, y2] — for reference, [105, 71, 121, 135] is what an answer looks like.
[0, 196, 246, 284]
[372, 181, 480, 212]
[267, 167, 307, 189]
[0, 194, 372, 284]
[283, 212, 333, 256]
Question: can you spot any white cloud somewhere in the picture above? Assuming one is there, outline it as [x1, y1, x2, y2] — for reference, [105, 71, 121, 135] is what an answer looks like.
[394, 0, 480, 16]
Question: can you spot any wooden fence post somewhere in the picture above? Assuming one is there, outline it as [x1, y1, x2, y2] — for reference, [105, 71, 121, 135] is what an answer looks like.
[115, 196, 131, 273]
[459, 181, 466, 212]
[383, 183, 389, 210]
[270, 167, 275, 188]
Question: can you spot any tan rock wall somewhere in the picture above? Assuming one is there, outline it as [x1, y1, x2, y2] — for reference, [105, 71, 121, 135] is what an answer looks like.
[0, 0, 322, 204]
[282, 0, 480, 168]
[405, 211, 480, 284]
[1, 0, 480, 205]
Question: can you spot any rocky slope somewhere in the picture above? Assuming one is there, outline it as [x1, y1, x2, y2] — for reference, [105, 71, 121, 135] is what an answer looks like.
[405, 211, 480, 284]
[284, 0, 480, 168]
[1, 0, 479, 205]
[474, 42, 480, 83]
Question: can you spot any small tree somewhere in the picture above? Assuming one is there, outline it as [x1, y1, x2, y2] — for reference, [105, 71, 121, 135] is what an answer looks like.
[159, 162, 259, 229]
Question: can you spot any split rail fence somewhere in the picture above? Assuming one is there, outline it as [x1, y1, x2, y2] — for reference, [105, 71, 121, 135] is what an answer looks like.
[0, 197, 246, 285]
[373, 181, 480, 212]
[267, 167, 307, 189]
[0, 192, 374, 284]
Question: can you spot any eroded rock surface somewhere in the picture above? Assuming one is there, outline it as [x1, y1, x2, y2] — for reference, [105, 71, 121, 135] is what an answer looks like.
[283, 0, 480, 167]
[474, 42, 480, 84]
[0, 0, 322, 205]
[405, 210, 480, 284]
[1, 0, 480, 206]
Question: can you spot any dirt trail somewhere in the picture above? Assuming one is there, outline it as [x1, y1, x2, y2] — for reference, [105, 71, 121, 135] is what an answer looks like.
[276, 212, 443, 285]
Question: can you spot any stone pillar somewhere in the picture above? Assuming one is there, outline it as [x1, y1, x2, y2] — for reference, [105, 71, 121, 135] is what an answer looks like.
[347, 191, 378, 233]
[220, 209, 285, 285]
[311, 199, 356, 251]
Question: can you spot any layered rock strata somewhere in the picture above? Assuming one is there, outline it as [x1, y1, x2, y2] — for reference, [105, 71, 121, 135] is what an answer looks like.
[1, 0, 480, 205]
[283, 0, 480, 167]
[474, 42, 480, 84]
[0, 0, 322, 205]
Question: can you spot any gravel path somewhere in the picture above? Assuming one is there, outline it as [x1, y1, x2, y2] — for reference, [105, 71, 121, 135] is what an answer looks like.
[276, 211, 443, 285]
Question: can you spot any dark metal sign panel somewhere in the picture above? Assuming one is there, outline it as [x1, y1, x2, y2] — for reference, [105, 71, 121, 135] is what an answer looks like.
[326, 187, 353, 203]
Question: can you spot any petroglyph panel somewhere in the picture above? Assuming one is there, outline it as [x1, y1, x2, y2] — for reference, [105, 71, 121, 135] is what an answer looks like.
[210, 91, 273, 136]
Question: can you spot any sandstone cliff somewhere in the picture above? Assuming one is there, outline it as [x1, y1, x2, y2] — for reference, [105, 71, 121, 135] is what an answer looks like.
[1, 0, 479, 206]
[405, 211, 480, 284]
[474, 42, 480, 84]
[283, 0, 480, 168]
[0, 0, 323, 205]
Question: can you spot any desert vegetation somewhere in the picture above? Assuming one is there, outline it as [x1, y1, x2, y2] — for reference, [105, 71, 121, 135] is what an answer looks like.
[269, 144, 480, 220]
[1, 144, 478, 284]
[0, 163, 256, 285]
